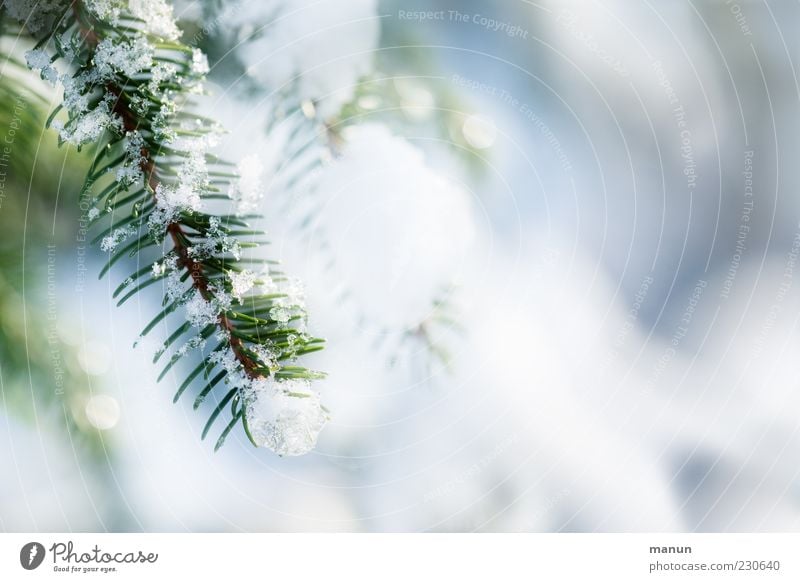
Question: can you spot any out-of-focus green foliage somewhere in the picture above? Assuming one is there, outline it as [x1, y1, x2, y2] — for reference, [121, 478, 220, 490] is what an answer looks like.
[0, 26, 107, 458]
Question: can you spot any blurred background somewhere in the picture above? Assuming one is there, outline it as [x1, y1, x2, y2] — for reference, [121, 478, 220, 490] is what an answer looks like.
[2, 0, 800, 531]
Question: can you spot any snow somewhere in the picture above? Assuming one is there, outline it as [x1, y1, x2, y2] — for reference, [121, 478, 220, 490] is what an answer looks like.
[265, 277, 307, 329]
[115, 130, 146, 185]
[184, 291, 219, 328]
[60, 73, 93, 113]
[306, 123, 476, 328]
[244, 378, 327, 456]
[53, 99, 123, 146]
[185, 216, 242, 261]
[93, 36, 154, 79]
[148, 62, 179, 93]
[2, 0, 69, 35]
[147, 144, 209, 236]
[24, 49, 58, 84]
[100, 225, 134, 252]
[88, 0, 180, 41]
[190, 48, 210, 76]
[251, 343, 280, 374]
[128, 0, 180, 40]
[228, 269, 256, 303]
[85, 0, 123, 25]
[159, 254, 186, 301]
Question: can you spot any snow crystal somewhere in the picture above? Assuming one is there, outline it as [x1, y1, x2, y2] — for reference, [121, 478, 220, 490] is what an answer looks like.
[184, 291, 219, 328]
[228, 269, 256, 302]
[244, 379, 327, 456]
[257, 270, 279, 294]
[60, 73, 94, 114]
[56, 100, 123, 146]
[24, 49, 58, 84]
[190, 48, 210, 75]
[85, 0, 122, 24]
[149, 142, 213, 229]
[208, 346, 241, 376]
[158, 254, 187, 301]
[3, 0, 69, 35]
[100, 225, 134, 252]
[150, 99, 179, 142]
[186, 215, 241, 260]
[88, 0, 180, 41]
[93, 36, 154, 79]
[131, 0, 166, 21]
[165, 272, 185, 301]
[252, 343, 280, 374]
[116, 130, 146, 186]
[208, 282, 233, 313]
[116, 165, 143, 186]
[206, 345, 253, 394]
[147, 145, 207, 235]
[282, 277, 305, 307]
[267, 277, 306, 327]
[269, 306, 291, 325]
[181, 150, 209, 188]
[148, 62, 178, 93]
[176, 334, 207, 356]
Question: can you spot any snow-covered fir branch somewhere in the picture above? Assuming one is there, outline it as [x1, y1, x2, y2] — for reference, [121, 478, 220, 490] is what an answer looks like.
[3, 0, 328, 456]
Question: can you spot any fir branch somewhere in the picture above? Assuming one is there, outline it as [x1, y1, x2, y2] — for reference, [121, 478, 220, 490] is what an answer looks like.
[5, 0, 328, 456]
